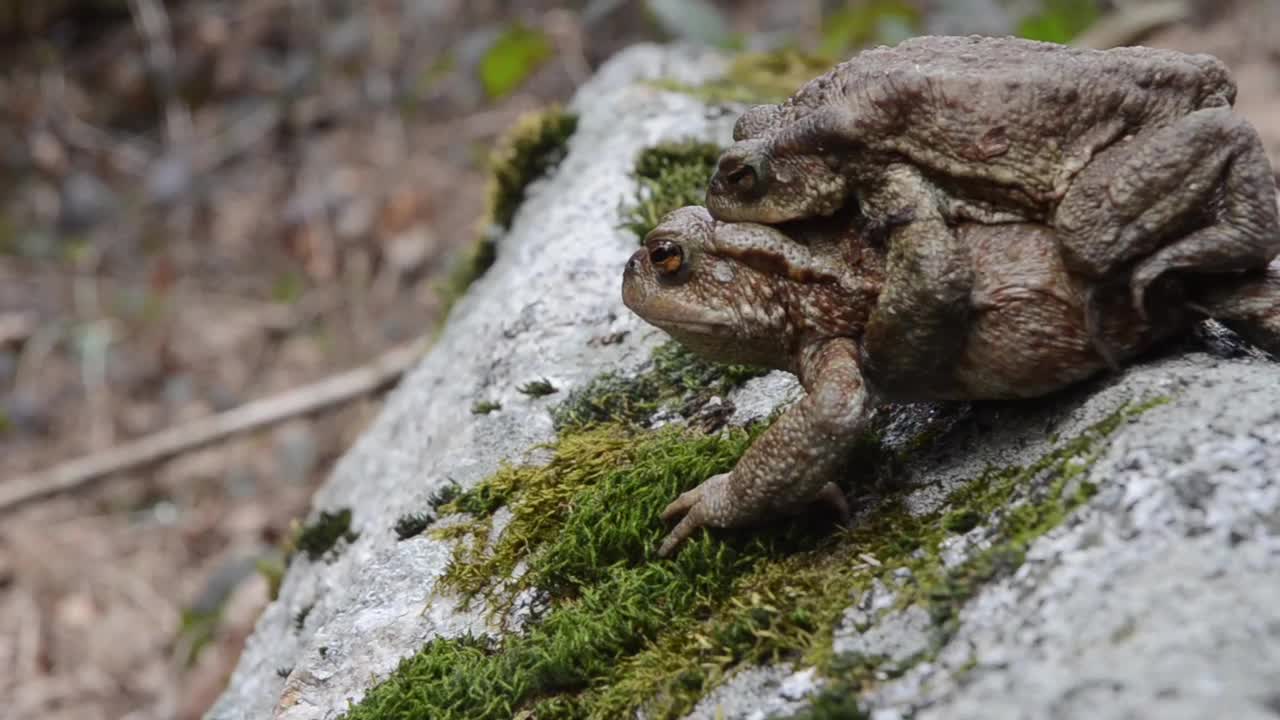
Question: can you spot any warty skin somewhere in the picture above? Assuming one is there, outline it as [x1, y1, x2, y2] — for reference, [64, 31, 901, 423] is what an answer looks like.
[622, 206, 1280, 556]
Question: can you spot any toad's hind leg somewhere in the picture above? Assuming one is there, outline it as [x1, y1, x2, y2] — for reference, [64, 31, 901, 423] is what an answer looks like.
[1054, 106, 1280, 313]
[1191, 261, 1280, 357]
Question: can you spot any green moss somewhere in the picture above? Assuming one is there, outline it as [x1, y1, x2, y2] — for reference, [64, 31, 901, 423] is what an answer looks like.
[550, 341, 767, 432]
[394, 512, 433, 540]
[651, 50, 836, 106]
[471, 400, 502, 415]
[1018, 0, 1101, 43]
[432, 427, 643, 601]
[479, 24, 553, 99]
[942, 508, 981, 534]
[428, 481, 463, 513]
[820, 1, 921, 56]
[517, 377, 558, 398]
[486, 108, 579, 232]
[437, 107, 578, 318]
[256, 556, 286, 601]
[618, 140, 722, 241]
[437, 236, 498, 319]
[345, 385, 1167, 719]
[882, 398, 1170, 640]
[292, 508, 358, 563]
[293, 603, 313, 632]
[350, 423, 839, 720]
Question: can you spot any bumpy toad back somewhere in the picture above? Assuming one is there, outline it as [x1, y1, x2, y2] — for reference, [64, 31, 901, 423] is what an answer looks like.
[709, 35, 1279, 383]
[716, 35, 1238, 219]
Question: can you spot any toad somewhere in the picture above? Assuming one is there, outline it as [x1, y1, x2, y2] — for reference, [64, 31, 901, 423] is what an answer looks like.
[705, 35, 1280, 382]
[621, 206, 1280, 556]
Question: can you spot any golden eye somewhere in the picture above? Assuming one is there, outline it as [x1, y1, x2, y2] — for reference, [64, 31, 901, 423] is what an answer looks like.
[648, 240, 684, 276]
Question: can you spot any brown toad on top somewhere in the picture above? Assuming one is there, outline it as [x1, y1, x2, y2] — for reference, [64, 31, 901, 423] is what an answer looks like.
[705, 35, 1280, 384]
[622, 206, 1280, 556]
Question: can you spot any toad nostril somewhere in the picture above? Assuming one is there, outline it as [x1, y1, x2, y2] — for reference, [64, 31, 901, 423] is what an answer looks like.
[626, 255, 642, 275]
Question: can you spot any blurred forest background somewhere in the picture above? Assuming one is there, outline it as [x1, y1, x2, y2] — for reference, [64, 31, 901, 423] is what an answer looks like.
[0, 1, 1276, 719]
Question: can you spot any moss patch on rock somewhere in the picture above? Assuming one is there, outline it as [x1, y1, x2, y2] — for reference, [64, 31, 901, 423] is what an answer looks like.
[393, 512, 433, 540]
[342, 368, 1167, 720]
[651, 50, 835, 106]
[618, 140, 722, 241]
[291, 508, 358, 563]
[438, 106, 579, 316]
[551, 340, 767, 432]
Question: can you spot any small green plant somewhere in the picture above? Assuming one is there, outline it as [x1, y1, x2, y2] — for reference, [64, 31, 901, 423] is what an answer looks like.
[820, 0, 921, 56]
[943, 508, 981, 534]
[395, 512, 434, 540]
[471, 400, 502, 415]
[479, 24, 553, 99]
[177, 607, 222, 668]
[550, 341, 767, 432]
[651, 50, 835, 105]
[1018, 0, 1101, 43]
[292, 508, 358, 562]
[438, 107, 579, 318]
[516, 378, 558, 397]
[256, 555, 286, 601]
[293, 603, 313, 632]
[619, 140, 722, 241]
[428, 481, 463, 513]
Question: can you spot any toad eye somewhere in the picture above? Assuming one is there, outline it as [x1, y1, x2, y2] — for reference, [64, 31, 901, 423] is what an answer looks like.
[726, 165, 756, 191]
[648, 240, 684, 276]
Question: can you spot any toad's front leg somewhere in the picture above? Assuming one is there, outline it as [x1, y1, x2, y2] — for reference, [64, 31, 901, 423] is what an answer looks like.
[859, 165, 974, 398]
[658, 338, 872, 557]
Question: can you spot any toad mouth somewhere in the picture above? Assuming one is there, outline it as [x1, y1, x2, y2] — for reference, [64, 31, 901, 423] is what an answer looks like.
[647, 317, 736, 336]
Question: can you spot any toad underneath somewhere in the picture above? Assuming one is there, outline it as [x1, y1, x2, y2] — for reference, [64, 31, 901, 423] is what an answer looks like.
[622, 207, 1280, 556]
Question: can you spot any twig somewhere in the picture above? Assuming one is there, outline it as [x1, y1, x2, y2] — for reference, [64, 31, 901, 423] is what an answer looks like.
[0, 339, 429, 514]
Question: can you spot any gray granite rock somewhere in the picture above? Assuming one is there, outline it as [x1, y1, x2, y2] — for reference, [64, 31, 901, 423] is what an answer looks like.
[678, 664, 819, 720]
[208, 43, 1280, 720]
[705, 354, 1280, 720]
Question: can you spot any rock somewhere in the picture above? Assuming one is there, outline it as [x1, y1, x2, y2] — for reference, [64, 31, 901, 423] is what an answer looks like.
[206, 44, 1280, 720]
[205, 44, 734, 720]
[679, 664, 816, 720]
